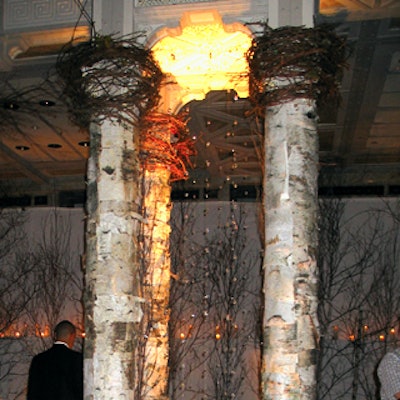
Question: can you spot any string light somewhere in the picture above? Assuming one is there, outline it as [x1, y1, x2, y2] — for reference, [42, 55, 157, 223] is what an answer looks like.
[215, 325, 221, 340]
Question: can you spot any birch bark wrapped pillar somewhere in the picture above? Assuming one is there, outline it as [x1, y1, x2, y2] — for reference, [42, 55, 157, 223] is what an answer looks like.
[138, 113, 192, 399]
[85, 119, 143, 399]
[262, 99, 319, 398]
[139, 167, 171, 400]
[55, 36, 164, 400]
[246, 25, 347, 399]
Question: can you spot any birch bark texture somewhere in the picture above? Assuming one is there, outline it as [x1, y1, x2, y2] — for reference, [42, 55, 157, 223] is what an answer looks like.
[84, 120, 143, 400]
[262, 99, 319, 399]
[140, 167, 171, 400]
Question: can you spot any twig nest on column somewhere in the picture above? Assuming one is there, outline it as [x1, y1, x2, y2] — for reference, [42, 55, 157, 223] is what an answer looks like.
[247, 24, 349, 114]
[140, 112, 195, 182]
[56, 34, 164, 128]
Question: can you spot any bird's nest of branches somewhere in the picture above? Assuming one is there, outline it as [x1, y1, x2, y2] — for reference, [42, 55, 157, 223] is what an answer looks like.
[56, 33, 164, 128]
[247, 24, 349, 114]
[140, 112, 195, 182]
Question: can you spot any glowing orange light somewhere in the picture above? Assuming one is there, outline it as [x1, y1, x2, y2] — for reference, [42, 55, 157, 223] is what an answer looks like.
[390, 328, 395, 335]
[180, 332, 185, 340]
[319, 0, 368, 16]
[349, 334, 355, 341]
[363, 325, 369, 331]
[81, 332, 86, 338]
[15, 331, 21, 338]
[151, 10, 252, 104]
[215, 324, 221, 340]
[379, 334, 385, 341]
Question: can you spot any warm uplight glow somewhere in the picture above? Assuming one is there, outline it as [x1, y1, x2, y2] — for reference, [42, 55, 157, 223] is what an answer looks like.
[349, 334, 355, 341]
[215, 325, 221, 340]
[379, 334, 385, 341]
[390, 328, 396, 335]
[180, 332, 186, 340]
[151, 10, 251, 104]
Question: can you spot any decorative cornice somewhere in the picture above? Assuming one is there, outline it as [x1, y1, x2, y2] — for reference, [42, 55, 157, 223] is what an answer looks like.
[3, 0, 91, 32]
[319, 0, 400, 20]
[135, 0, 212, 6]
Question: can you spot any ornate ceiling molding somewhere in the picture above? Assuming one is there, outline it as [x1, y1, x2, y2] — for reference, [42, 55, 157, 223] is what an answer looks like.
[319, 0, 400, 19]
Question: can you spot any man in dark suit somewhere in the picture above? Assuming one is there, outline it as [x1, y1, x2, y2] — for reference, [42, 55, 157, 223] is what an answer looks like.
[27, 320, 83, 400]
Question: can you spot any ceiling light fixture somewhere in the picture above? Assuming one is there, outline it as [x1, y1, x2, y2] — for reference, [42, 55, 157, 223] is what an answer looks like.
[78, 141, 90, 147]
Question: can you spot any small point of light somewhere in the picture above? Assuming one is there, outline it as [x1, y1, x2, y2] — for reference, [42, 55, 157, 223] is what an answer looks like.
[15, 331, 21, 338]
[81, 332, 86, 338]
[379, 334, 385, 341]
[215, 333, 221, 340]
[349, 334, 355, 341]
[363, 325, 369, 331]
[78, 141, 90, 147]
[39, 100, 55, 107]
[4, 101, 19, 110]
[180, 332, 185, 340]
[390, 328, 395, 335]
[15, 145, 30, 151]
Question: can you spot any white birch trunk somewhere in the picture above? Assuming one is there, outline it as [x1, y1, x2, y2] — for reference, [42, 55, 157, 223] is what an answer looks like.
[262, 99, 319, 399]
[84, 120, 143, 400]
[141, 167, 171, 400]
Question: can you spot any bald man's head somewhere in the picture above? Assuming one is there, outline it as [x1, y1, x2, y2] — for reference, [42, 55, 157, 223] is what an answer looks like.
[54, 320, 76, 348]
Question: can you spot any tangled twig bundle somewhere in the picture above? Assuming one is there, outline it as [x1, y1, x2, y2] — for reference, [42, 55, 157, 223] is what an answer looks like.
[247, 24, 349, 114]
[56, 34, 164, 128]
[141, 112, 195, 182]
